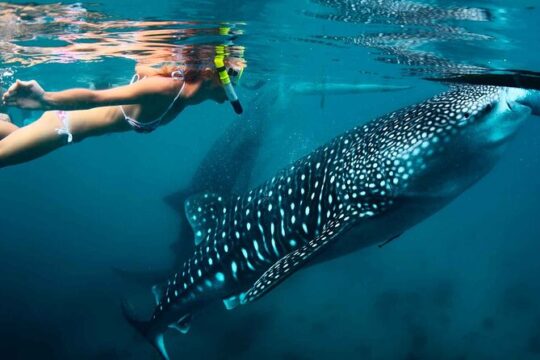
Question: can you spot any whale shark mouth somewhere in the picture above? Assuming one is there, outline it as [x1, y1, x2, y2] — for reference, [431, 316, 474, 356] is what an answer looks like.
[515, 91, 540, 116]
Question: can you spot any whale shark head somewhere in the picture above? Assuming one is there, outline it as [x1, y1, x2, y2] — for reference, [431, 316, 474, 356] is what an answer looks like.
[336, 86, 535, 203]
[471, 87, 533, 146]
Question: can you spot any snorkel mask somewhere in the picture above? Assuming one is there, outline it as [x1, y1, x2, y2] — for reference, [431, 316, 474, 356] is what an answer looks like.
[214, 44, 243, 114]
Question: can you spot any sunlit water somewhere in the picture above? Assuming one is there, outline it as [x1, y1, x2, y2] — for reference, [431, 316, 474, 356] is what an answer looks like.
[1, 1, 540, 359]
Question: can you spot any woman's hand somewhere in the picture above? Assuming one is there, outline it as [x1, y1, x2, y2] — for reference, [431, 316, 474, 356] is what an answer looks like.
[2, 80, 48, 109]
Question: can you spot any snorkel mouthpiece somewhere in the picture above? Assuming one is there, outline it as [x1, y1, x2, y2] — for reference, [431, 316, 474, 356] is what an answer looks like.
[214, 46, 243, 114]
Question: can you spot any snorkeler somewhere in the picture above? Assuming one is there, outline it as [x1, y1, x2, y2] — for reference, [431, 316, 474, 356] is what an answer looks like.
[0, 60, 244, 168]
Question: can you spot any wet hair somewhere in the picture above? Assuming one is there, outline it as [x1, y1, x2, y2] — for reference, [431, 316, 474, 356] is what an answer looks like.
[154, 57, 245, 84]
[145, 44, 246, 84]
[153, 64, 216, 84]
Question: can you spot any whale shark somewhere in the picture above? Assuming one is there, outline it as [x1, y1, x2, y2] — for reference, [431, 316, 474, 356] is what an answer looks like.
[116, 80, 409, 285]
[290, 82, 412, 95]
[124, 84, 540, 359]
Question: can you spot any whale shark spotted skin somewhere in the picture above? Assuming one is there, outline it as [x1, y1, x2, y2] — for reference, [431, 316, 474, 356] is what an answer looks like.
[123, 85, 538, 360]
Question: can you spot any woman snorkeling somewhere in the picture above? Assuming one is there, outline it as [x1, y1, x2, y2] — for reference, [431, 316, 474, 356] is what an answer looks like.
[0, 59, 244, 168]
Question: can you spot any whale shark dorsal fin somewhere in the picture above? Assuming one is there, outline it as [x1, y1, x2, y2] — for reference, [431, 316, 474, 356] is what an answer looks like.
[241, 216, 350, 304]
[185, 193, 228, 246]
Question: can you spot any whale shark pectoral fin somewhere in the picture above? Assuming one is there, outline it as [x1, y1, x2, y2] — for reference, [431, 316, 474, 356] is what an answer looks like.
[168, 314, 192, 334]
[185, 193, 229, 245]
[223, 293, 246, 310]
[223, 295, 239, 310]
[241, 217, 350, 304]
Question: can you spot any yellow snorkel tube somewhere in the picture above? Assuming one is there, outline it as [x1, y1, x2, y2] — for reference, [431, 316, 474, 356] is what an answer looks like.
[214, 44, 243, 115]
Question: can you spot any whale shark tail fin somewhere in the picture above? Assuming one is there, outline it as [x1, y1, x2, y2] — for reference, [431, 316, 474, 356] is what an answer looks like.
[121, 300, 170, 360]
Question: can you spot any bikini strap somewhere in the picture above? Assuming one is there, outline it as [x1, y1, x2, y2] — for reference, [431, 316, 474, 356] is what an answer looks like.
[55, 111, 73, 143]
[171, 70, 184, 79]
[154, 70, 186, 122]
[119, 105, 131, 121]
[120, 72, 139, 121]
[120, 70, 186, 131]
[130, 73, 140, 84]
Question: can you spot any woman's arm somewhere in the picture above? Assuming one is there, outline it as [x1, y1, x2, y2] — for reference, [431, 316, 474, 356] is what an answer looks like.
[2, 77, 178, 111]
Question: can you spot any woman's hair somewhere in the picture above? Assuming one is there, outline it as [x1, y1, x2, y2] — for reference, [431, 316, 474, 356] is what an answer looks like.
[150, 64, 214, 84]
[136, 44, 246, 84]
[152, 58, 245, 84]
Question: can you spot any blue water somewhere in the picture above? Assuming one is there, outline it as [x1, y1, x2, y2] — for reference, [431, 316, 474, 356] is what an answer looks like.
[1, 0, 540, 359]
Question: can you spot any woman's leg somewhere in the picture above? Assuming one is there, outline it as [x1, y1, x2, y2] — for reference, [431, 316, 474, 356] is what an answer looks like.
[0, 111, 70, 167]
[0, 108, 129, 168]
